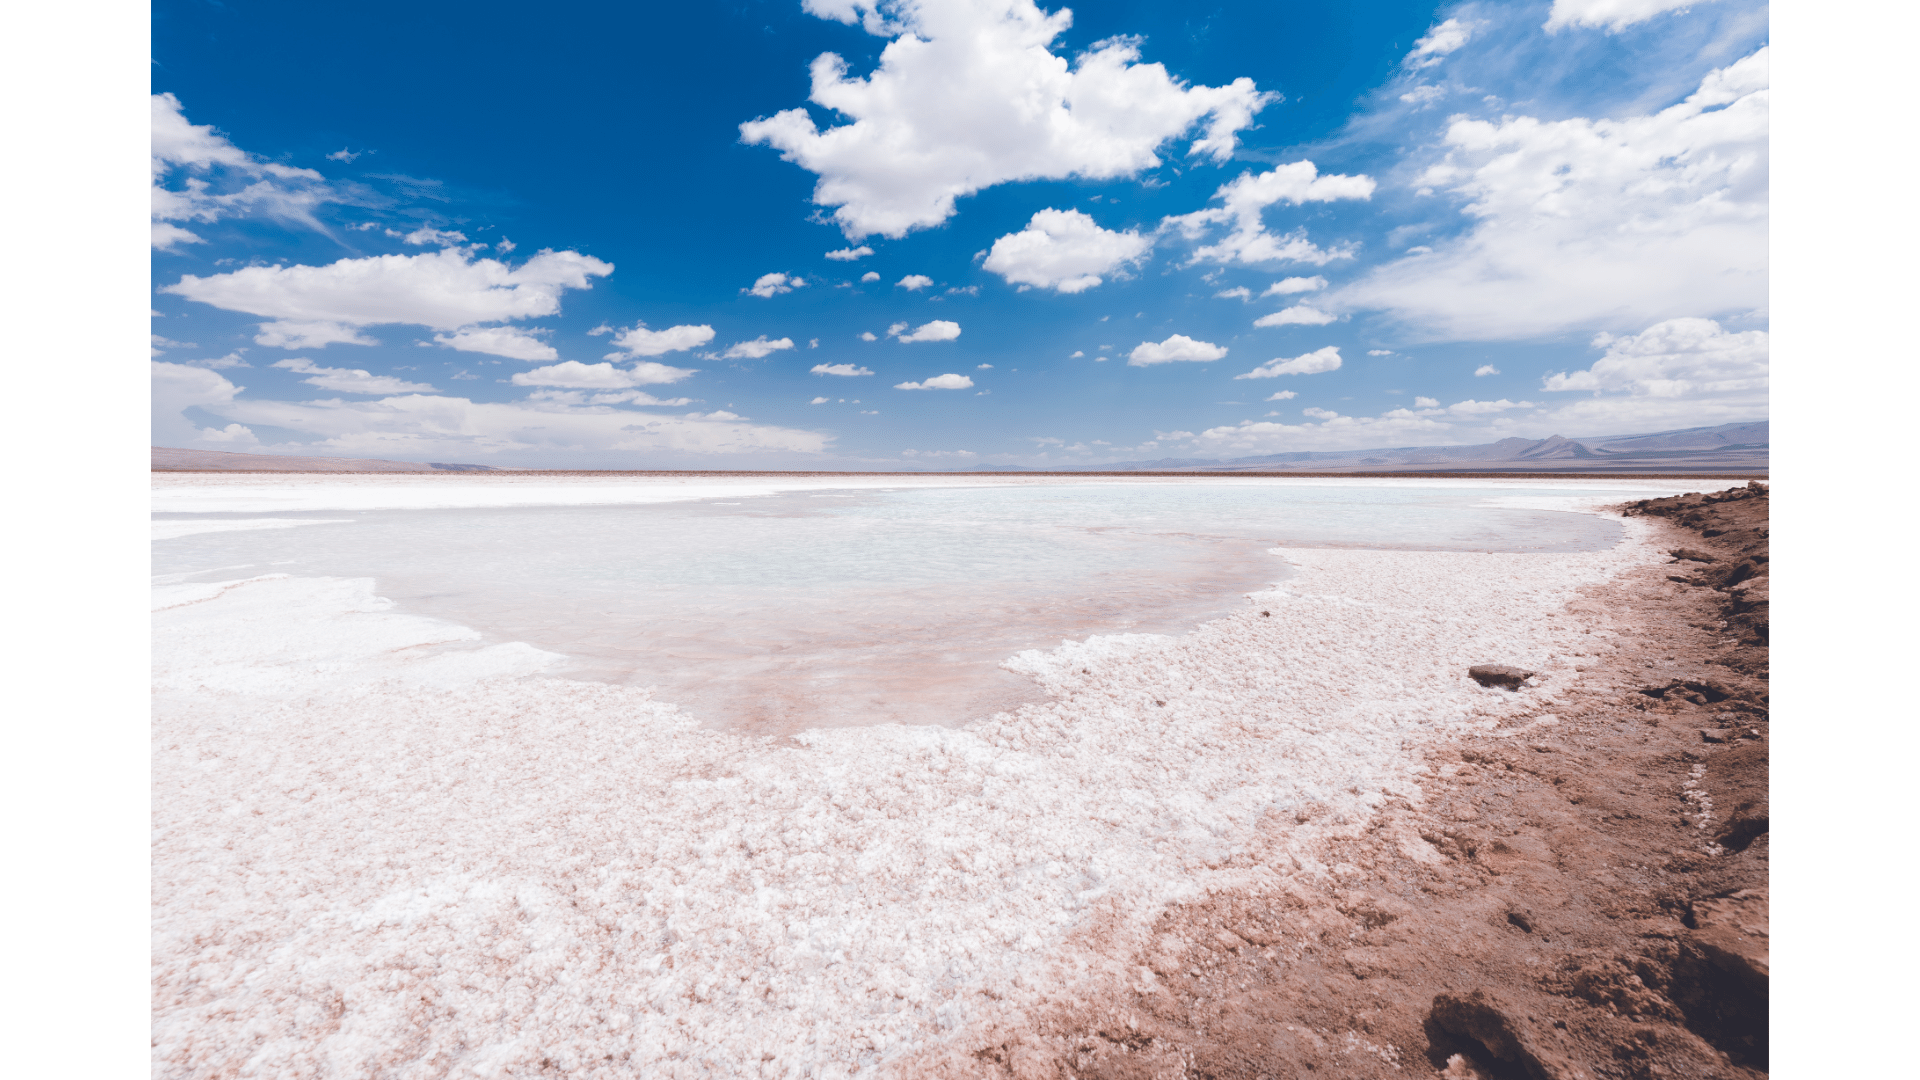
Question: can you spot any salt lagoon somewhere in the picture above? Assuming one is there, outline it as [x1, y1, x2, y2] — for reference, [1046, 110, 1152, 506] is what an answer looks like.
[151, 474, 1715, 1077]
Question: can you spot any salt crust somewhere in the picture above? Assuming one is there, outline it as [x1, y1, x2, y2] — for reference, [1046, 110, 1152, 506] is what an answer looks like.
[153, 518, 355, 541]
[152, 510, 1665, 1079]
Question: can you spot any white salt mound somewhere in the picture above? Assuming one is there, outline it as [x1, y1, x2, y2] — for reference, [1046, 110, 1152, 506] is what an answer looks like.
[152, 515, 1659, 1078]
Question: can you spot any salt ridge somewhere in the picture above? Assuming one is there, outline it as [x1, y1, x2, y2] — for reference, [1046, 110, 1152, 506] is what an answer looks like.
[152, 508, 1661, 1078]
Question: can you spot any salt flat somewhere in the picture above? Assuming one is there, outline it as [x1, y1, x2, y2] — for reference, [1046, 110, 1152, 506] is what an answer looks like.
[150, 474, 1704, 1077]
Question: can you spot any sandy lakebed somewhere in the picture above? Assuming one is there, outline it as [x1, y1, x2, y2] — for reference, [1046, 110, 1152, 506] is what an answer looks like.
[150, 473, 1767, 1079]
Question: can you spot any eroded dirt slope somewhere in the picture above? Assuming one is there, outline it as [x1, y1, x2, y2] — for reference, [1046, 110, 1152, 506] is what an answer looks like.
[918, 483, 1769, 1080]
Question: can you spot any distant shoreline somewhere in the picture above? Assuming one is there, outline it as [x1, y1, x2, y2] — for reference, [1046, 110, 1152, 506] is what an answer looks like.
[153, 468, 1768, 480]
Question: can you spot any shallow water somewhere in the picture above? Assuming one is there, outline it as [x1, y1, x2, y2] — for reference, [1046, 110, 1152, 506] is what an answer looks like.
[152, 482, 1622, 734]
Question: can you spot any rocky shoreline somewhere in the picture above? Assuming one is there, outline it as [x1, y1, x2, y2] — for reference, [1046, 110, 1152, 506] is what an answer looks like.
[939, 483, 1769, 1079]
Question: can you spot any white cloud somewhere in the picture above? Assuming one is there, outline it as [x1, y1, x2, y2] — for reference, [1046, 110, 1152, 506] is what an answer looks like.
[811, 396, 831, 404]
[1369, 349, 1395, 356]
[162, 247, 614, 346]
[1265, 390, 1297, 401]
[391, 226, 469, 246]
[150, 334, 195, 355]
[1541, 316, 1765, 404]
[509, 360, 697, 388]
[1252, 304, 1336, 328]
[982, 208, 1152, 293]
[602, 323, 717, 357]
[746, 272, 806, 297]
[253, 321, 381, 349]
[896, 320, 961, 343]
[742, 0, 1274, 238]
[1446, 398, 1535, 414]
[722, 336, 797, 359]
[894, 373, 975, 390]
[825, 245, 875, 260]
[1233, 345, 1343, 379]
[1164, 161, 1374, 266]
[152, 361, 244, 446]
[183, 352, 250, 370]
[977, 363, 993, 369]
[1213, 287, 1251, 301]
[150, 93, 335, 248]
[897, 274, 934, 291]
[272, 358, 437, 395]
[1544, 0, 1716, 33]
[1187, 410, 1453, 453]
[432, 325, 558, 361]
[1399, 85, 1446, 106]
[1415, 396, 1440, 408]
[886, 322, 909, 336]
[325, 148, 361, 163]
[861, 272, 881, 283]
[1474, 364, 1500, 376]
[191, 394, 829, 458]
[1407, 18, 1472, 66]
[1127, 334, 1227, 366]
[524, 389, 696, 407]
[1335, 48, 1768, 341]
[1263, 276, 1327, 296]
[859, 331, 880, 341]
[811, 363, 874, 376]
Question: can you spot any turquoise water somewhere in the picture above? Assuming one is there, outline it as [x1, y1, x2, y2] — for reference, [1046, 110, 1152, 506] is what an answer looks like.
[152, 482, 1624, 734]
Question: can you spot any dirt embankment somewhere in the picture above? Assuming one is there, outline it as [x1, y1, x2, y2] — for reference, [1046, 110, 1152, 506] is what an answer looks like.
[938, 484, 1770, 1080]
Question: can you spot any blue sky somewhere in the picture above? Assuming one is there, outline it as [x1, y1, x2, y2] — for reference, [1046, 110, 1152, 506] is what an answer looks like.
[150, 0, 1769, 468]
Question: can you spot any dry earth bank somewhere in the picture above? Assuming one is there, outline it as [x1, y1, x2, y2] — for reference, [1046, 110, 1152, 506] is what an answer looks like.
[906, 485, 1769, 1080]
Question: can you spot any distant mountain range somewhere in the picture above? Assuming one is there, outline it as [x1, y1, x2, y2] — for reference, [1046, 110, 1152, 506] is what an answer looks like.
[965, 421, 1768, 474]
[152, 420, 1767, 475]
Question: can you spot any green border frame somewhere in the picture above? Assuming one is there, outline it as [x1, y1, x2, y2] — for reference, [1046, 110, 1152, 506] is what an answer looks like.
[6, 0, 147, 1060]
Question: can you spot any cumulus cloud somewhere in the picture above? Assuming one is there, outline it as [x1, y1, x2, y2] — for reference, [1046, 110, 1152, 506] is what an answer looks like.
[1186, 410, 1453, 453]
[1265, 390, 1297, 401]
[1542, 317, 1765, 402]
[1263, 276, 1327, 296]
[1127, 334, 1227, 366]
[1407, 18, 1472, 66]
[1475, 364, 1500, 376]
[152, 361, 244, 446]
[1213, 287, 1251, 301]
[746, 272, 806, 297]
[897, 274, 934, 291]
[1253, 304, 1336, 328]
[825, 245, 875, 260]
[811, 363, 875, 376]
[509, 360, 697, 388]
[811, 396, 831, 404]
[150, 93, 335, 248]
[599, 323, 717, 357]
[895, 320, 961, 343]
[272, 357, 437, 394]
[982, 208, 1152, 293]
[161, 247, 614, 348]
[1446, 398, 1535, 414]
[1335, 48, 1768, 340]
[894, 373, 975, 390]
[741, 0, 1274, 238]
[392, 226, 469, 246]
[1544, 0, 1715, 32]
[189, 393, 829, 458]
[1416, 396, 1440, 407]
[859, 331, 880, 341]
[722, 336, 797, 359]
[182, 352, 251, 370]
[1164, 161, 1374, 266]
[432, 325, 557, 361]
[1233, 345, 1343, 379]
[861, 271, 881, 283]
[1370, 349, 1396, 356]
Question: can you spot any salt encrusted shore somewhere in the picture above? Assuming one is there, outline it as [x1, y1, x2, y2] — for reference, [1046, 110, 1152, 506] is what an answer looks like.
[152, 480, 1682, 1078]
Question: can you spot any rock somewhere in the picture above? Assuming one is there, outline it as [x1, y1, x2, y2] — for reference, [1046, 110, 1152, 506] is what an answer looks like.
[1428, 991, 1587, 1080]
[1668, 548, 1718, 563]
[1689, 890, 1769, 988]
[1469, 664, 1536, 690]
[1698, 729, 1729, 744]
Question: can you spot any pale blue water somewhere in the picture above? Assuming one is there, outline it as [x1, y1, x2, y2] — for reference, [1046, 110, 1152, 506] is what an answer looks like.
[153, 482, 1628, 734]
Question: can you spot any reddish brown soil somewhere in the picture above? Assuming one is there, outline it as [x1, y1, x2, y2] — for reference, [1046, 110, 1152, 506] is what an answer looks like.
[935, 485, 1770, 1080]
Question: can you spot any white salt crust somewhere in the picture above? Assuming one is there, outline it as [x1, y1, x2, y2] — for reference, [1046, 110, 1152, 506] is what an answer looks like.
[152, 513, 1663, 1079]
